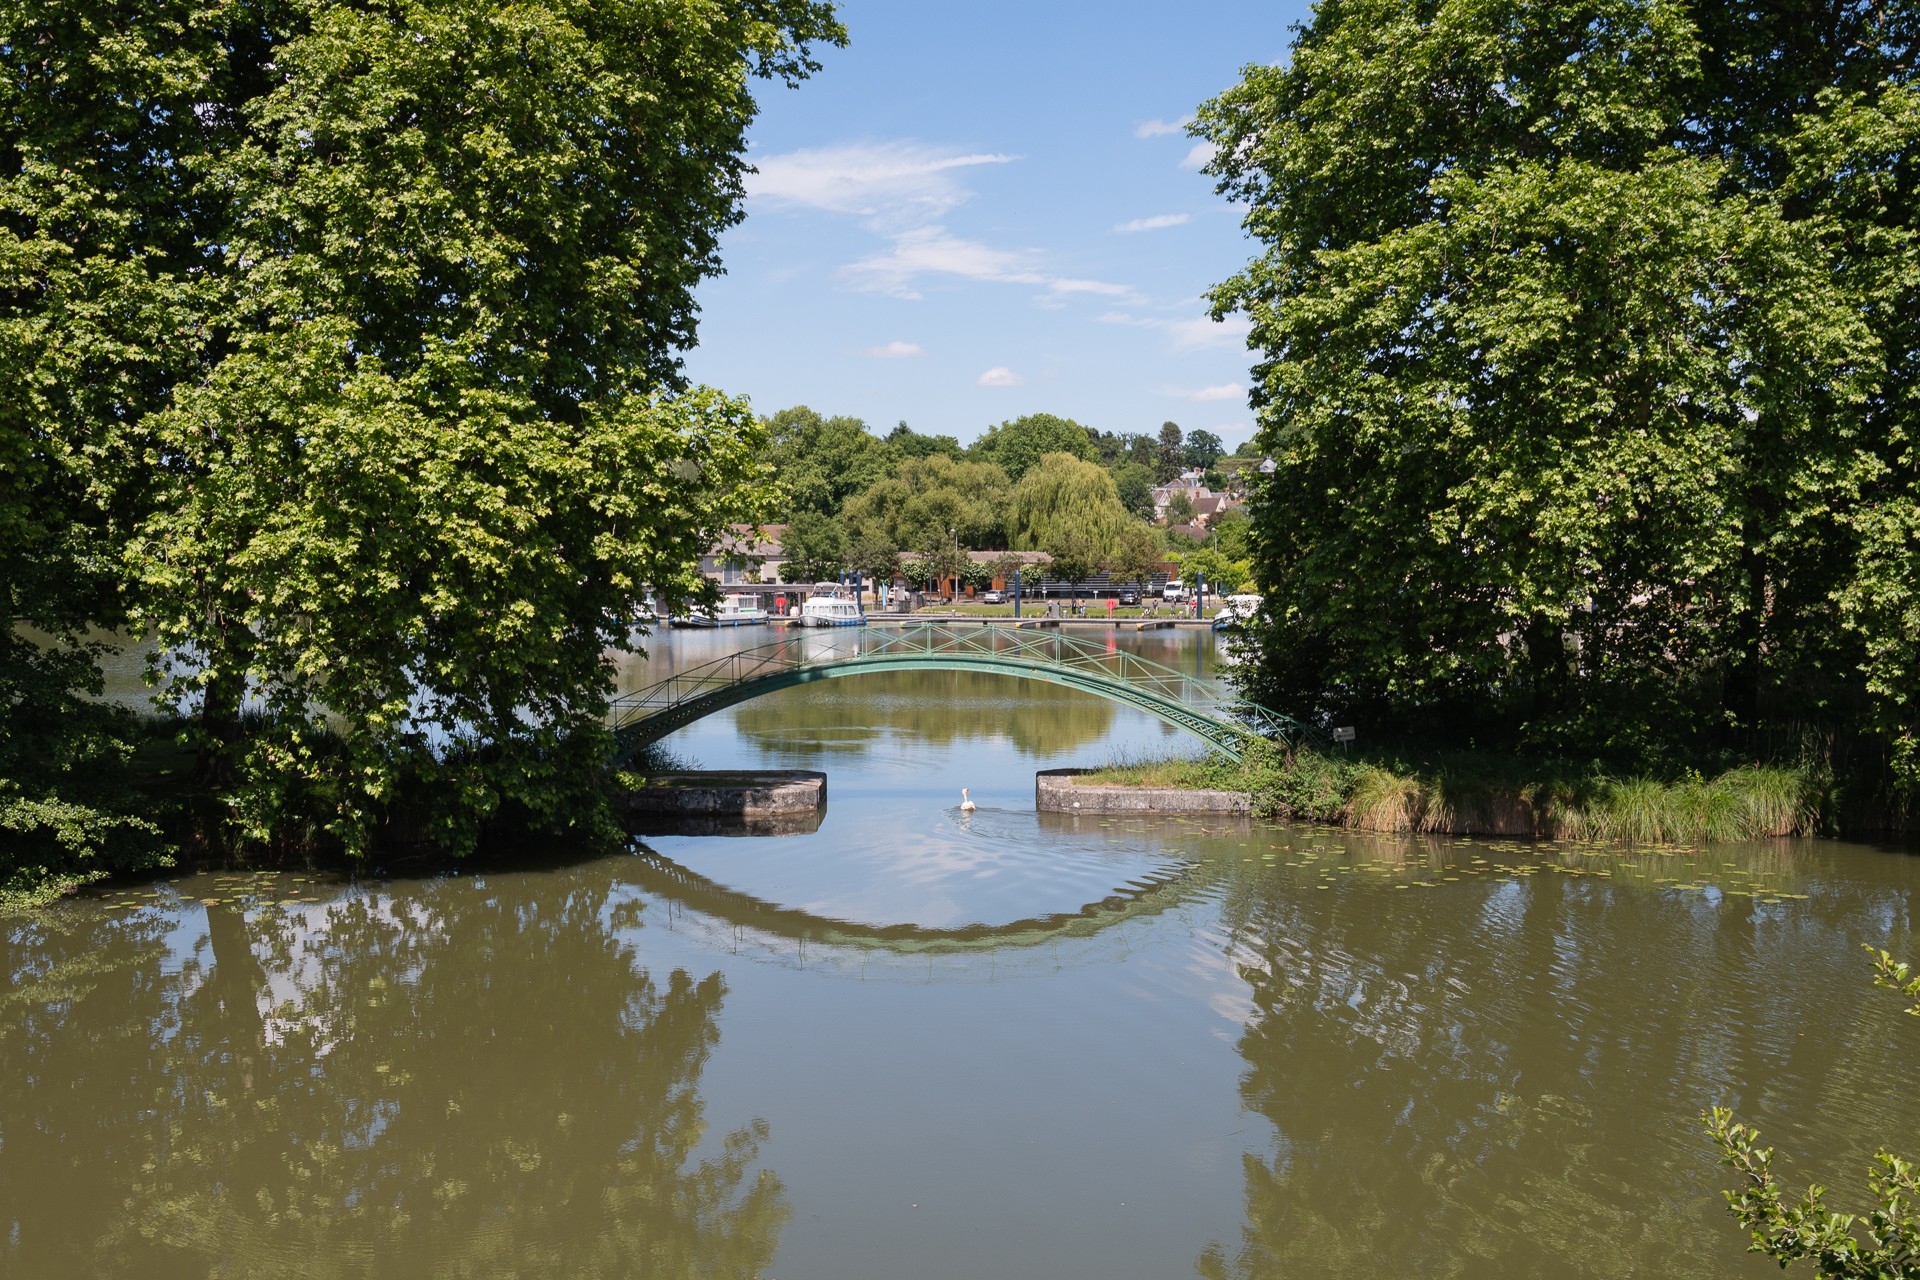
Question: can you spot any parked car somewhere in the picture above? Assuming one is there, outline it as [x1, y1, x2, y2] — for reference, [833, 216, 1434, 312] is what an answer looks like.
[981, 590, 1005, 604]
[1117, 589, 1140, 606]
[1162, 581, 1188, 602]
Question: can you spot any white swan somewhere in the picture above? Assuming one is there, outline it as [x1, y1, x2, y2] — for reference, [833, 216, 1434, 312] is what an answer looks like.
[960, 788, 976, 812]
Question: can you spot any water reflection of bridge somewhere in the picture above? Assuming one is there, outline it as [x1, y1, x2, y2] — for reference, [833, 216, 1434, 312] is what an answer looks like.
[625, 848, 1209, 960]
[610, 623, 1318, 762]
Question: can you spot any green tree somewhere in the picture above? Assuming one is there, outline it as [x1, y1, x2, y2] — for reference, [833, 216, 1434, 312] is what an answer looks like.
[0, 0, 256, 886]
[1007, 453, 1134, 601]
[988, 552, 1032, 593]
[885, 421, 964, 460]
[1006, 453, 1130, 552]
[2, 0, 845, 862]
[1039, 530, 1101, 597]
[777, 511, 847, 583]
[1197, 0, 1904, 767]
[970, 413, 1095, 484]
[0, 633, 160, 901]
[958, 559, 996, 590]
[1156, 421, 1185, 482]
[846, 528, 903, 591]
[1085, 427, 1127, 468]
[1107, 522, 1165, 591]
[769, 407, 897, 518]
[1113, 462, 1158, 521]
[1184, 429, 1226, 471]
[843, 455, 1010, 558]
[1212, 508, 1253, 562]
[921, 535, 971, 594]
[1125, 433, 1163, 471]
[1178, 546, 1251, 598]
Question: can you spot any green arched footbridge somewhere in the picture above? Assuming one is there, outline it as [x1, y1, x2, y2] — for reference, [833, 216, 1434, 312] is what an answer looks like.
[609, 622, 1318, 764]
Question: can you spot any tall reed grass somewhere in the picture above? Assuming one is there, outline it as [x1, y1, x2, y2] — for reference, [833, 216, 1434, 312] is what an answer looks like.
[1082, 748, 1818, 841]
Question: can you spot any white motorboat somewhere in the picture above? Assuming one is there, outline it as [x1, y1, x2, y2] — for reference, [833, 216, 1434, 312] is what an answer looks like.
[675, 593, 769, 628]
[1212, 593, 1263, 630]
[797, 593, 865, 628]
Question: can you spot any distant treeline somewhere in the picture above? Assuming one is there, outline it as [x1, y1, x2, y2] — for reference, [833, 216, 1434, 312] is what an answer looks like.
[759, 407, 1259, 594]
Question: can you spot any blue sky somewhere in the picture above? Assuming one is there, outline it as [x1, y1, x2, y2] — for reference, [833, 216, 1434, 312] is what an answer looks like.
[679, 0, 1310, 451]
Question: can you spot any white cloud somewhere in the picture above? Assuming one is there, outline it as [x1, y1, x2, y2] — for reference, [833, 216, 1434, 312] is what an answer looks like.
[1115, 213, 1191, 234]
[1093, 308, 1253, 353]
[1044, 276, 1135, 297]
[843, 227, 1025, 297]
[977, 366, 1024, 387]
[753, 139, 1138, 306]
[1135, 116, 1193, 138]
[1180, 141, 1219, 170]
[858, 341, 925, 359]
[1166, 314, 1252, 351]
[1183, 383, 1246, 402]
[747, 142, 1015, 225]
[844, 226, 1135, 302]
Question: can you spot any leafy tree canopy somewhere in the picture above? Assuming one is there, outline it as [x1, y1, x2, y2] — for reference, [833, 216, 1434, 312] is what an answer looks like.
[1, 0, 845, 863]
[1113, 462, 1158, 521]
[767, 406, 895, 518]
[1184, 429, 1226, 471]
[1156, 421, 1186, 482]
[777, 511, 847, 583]
[1107, 521, 1166, 589]
[1085, 428, 1159, 472]
[970, 413, 1095, 484]
[1212, 508, 1253, 562]
[886, 422, 964, 460]
[843, 455, 1011, 560]
[1178, 546, 1253, 596]
[845, 527, 902, 587]
[1199, 0, 1919, 776]
[1006, 452, 1132, 555]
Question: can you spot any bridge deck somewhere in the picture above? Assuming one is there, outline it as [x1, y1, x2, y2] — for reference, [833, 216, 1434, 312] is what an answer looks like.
[609, 623, 1318, 763]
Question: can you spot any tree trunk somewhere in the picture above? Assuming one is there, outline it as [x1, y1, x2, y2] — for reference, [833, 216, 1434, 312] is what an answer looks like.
[195, 612, 248, 788]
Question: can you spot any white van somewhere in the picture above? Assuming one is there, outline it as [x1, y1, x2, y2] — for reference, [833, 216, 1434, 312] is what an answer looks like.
[1161, 580, 1188, 603]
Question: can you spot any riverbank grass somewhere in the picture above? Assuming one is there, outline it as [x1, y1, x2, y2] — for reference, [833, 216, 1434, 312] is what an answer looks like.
[1081, 746, 1819, 841]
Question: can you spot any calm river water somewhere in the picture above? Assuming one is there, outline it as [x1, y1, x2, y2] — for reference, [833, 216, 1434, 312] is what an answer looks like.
[4, 625, 1917, 1278]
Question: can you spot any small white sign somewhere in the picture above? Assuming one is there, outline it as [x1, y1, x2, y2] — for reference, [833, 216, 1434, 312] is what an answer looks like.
[1332, 726, 1356, 742]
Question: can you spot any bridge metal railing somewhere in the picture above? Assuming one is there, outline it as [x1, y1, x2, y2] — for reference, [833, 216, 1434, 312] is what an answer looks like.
[607, 622, 1322, 752]
[608, 628, 867, 733]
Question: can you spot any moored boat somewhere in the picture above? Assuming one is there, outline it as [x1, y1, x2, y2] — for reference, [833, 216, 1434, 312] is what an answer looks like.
[797, 592, 865, 628]
[674, 593, 770, 627]
[1212, 593, 1263, 630]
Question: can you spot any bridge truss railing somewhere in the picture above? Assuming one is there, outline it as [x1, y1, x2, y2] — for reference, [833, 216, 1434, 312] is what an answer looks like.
[608, 623, 1323, 752]
[608, 629, 866, 735]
